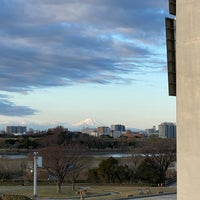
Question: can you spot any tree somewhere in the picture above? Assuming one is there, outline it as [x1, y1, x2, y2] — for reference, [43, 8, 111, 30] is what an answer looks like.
[39, 126, 66, 147]
[67, 145, 90, 191]
[40, 143, 88, 193]
[115, 165, 133, 184]
[88, 168, 99, 183]
[141, 138, 176, 184]
[136, 157, 159, 184]
[40, 145, 73, 194]
[88, 157, 134, 184]
[98, 157, 118, 183]
[129, 147, 143, 170]
[57, 130, 80, 146]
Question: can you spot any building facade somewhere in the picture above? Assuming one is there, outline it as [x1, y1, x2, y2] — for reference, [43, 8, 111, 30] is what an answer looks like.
[166, 0, 200, 198]
[145, 126, 158, 136]
[176, 0, 200, 199]
[110, 124, 126, 132]
[6, 126, 27, 134]
[158, 122, 176, 138]
[97, 126, 110, 135]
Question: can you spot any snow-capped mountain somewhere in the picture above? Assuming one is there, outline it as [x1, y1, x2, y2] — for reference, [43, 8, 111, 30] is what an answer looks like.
[72, 118, 104, 129]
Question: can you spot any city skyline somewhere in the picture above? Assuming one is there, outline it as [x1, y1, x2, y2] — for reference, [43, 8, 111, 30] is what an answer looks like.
[0, 117, 176, 132]
[0, 0, 175, 130]
[2, 119, 176, 138]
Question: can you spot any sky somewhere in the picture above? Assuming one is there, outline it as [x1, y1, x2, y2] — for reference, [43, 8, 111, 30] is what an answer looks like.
[0, 0, 175, 130]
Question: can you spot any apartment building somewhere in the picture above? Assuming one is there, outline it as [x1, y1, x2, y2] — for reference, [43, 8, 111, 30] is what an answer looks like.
[6, 126, 27, 134]
[158, 122, 176, 139]
[110, 124, 126, 132]
[97, 126, 110, 135]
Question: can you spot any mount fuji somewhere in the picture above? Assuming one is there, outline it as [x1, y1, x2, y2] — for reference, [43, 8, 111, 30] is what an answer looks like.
[72, 118, 104, 130]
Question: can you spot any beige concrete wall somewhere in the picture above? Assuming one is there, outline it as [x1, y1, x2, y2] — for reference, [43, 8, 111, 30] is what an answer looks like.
[177, 0, 200, 199]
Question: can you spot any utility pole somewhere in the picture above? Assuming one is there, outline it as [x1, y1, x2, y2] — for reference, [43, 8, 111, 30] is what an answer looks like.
[33, 152, 38, 199]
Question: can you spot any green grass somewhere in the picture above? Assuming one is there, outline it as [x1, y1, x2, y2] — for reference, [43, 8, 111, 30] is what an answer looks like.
[0, 184, 176, 199]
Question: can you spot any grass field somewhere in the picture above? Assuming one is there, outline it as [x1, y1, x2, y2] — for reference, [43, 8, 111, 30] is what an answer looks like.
[0, 153, 176, 199]
[0, 184, 176, 200]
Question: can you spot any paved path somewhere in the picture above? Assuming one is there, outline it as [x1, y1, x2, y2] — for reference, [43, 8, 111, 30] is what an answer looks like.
[40, 194, 176, 200]
[128, 193, 176, 200]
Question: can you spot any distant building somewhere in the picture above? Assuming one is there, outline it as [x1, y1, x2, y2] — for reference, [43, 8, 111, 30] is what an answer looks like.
[123, 130, 145, 138]
[0, 130, 6, 134]
[6, 126, 27, 134]
[81, 127, 98, 136]
[145, 126, 158, 136]
[97, 126, 110, 136]
[111, 131, 122, 138]
[111, 124, 126, 132]
[110, 124, 126, 138]
[158, 122, 176, 138]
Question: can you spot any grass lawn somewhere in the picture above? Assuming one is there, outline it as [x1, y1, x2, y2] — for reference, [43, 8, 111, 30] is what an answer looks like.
[0, 184, 176, 200]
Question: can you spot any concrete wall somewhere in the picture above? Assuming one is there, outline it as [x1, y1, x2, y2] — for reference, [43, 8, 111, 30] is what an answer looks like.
[177, 0, 200, 199]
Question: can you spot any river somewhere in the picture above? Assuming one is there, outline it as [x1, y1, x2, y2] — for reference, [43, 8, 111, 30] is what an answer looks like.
[0, 154, 28, 159]
[0, 152, 134, 159]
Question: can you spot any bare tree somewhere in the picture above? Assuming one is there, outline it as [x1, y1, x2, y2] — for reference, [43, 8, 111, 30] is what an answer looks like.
[68, 150, 90, 191]
[40, 145, 73, 194]
[40, 143, 88, 194]
[141, 138, 176, 184]
[129, 147, 144, 170]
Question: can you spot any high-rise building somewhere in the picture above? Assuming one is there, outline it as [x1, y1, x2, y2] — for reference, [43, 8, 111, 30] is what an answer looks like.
[6, 126, 27, 134]
[110, 124, 126, 138]
[158, 122, 176, 138]
[110, 124, 126, 132]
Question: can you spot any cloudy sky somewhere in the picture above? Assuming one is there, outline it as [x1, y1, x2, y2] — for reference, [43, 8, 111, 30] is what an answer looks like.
[0, 0, 175, 130]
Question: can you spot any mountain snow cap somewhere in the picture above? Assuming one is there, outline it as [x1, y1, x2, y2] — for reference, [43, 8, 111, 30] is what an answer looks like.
[72, 118, 104, 128]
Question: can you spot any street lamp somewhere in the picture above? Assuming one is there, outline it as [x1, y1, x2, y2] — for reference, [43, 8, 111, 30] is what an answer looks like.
[33, 152, 38, 199]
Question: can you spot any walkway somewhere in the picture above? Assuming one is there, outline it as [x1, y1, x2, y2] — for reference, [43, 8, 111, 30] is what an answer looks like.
[127, 193, 176, 200]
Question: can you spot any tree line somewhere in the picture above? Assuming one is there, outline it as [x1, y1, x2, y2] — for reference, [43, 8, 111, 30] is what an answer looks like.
[0, 126, 139, 150]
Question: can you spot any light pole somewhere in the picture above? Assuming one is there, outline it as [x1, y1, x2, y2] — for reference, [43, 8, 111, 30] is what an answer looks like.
[33, 152, 38, 199]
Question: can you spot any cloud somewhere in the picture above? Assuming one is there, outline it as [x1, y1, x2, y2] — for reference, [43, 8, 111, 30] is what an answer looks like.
[0, 0, 167, 93]
[0, 94, 37, 116]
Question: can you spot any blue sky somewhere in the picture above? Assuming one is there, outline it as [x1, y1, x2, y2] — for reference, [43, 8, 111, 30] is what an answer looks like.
[0, 0, 175, 130]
